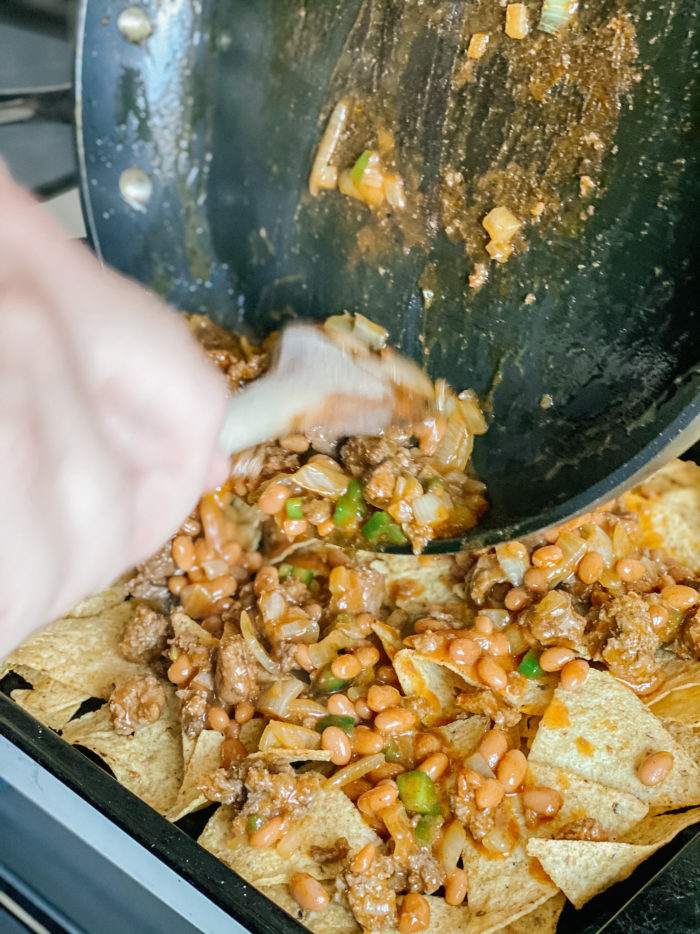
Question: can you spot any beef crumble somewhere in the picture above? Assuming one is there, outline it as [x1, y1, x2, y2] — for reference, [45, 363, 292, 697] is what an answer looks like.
[109, 675, 166, 735]
[120, 604, 170, 664]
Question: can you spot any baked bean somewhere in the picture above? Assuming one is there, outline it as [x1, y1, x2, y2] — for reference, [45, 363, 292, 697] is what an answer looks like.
[353, 726, 384, 755]
[444, 868, 468, 907]
[414, 617, 451, 633]
[357, 783, 399, 815]
[280, 434, 310, 453]
[206, 576, 237, 602]
[457, 768, 483, 797]
[317, 518, 335, 536]
[414, 733, 442, 761]
[376, 665, 399, 685]
[539, 646, 576, 672]
[243, 551, 263, 572]
[350, 842, 376, 874]
[488, 633, 512, 657]
[473, 615, 494, 634]
[201, 615, 224, 637]
[367, 684, 401, 712]
[250, 815, 287, 848]
[661, 584, 699, 611]
[254, 565, 279, 594]
[294, 644, 314, 672]
[532, 545, 563, 568]
[221, 541, 242, 565]
[200, 497, 225, 549]
[234, 701, 255, 724]
[321, 726, 352, 765]
[331, 654, 362, 680]
[475, 778, 505, 810]
[168, 575, 186, 595]
[503, 541, 529, 560]
[187, 567, 206, 583]
[220, 736, 247, 768]
[417, 752, 449, 782]
[327, 694, 357, 719]
[355, 613, 375, 635]
[449, 637, 480, 666]
[478, 729, 509, 769]
[524, 568, 549, 594]
[167, 653, 192, 685]
[194, 539, 216, 565]
[522, 786, 563, 817]
[560, 658, 589, 691]
[355, 645, 381, 669]
[504, 587, 532, 611]
[172, 535, 196, 572]
[398, 893, 430, 933]
[476, 656, 508, 690]
[577, 551, 604, 584]
[181, 517, 201, 536]
[374, 707, 418, 733]
[258, 483, 290, 515]
[496, 749, 528, 792]
[648, 603, 669, 631]
[289, 873, 329, 913]
[368, 762, 404, 783]
[343, 778, 373, 801]
[616, 558, 646, 582]
[206, 706, 230, 732]
[355, 697, 372, 720]
[283, 519, 308, 539]
[637, 750, 674, 786]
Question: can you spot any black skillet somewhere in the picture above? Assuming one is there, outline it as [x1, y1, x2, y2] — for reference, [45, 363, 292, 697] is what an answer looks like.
[75, 0, 699, 553]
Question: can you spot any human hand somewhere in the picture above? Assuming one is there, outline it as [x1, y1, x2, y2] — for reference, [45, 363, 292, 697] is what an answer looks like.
[0, 166, 229, 656]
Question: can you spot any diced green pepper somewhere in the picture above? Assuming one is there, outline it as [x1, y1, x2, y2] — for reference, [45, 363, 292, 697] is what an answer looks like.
[397, 770, 441, 815]
[278, 563, 293, 580]
[278, 563, 314, 585]
[285, 497, 304, 519]
[246, 814, 263, 835]
[314, 662, 351, 695]
[423, 477, 444, 493]
[383, 743, 401, 762]
[517, 649, 544, 679]
[315, 715, 355, 735]
[351, 150, 371, 186]
[361, 511, 408, 545]
[333, 478, 368, 528]
[414, 814, 443, 846]
[667, 608, 684, 633]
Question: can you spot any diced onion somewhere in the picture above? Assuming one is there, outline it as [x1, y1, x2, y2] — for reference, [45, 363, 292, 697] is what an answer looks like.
[309, 98, 349, 197]
[464, 751, 496, 779]
[260, 720, 321, 750]
[458, 390, 488, 435]
[433, 407, 473, 472]
[482, 206, 521, 243]
[293, 462, 350, 498]
[353, 313, 389, 350]
[259, 591, 287, 625]
[438, 820, 467, 872]
[579, 524, 614, 566]
[380, 801, 415, 862]
[539, 0, 577, 34]
[287, 698, 327, 721]
[276, 822, 305, 859]
[240, 610, 282, 676]
[308, 629, 355, 668]
[412, 492, 447, 528]
[495, 543, 529, 586]
[256, 678, 304, 719]
[323, 753, 385, 788]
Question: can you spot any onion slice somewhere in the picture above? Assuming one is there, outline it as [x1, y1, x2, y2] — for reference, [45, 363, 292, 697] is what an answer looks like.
[240, 610, 281, 676]
[323, 753, 385, 789]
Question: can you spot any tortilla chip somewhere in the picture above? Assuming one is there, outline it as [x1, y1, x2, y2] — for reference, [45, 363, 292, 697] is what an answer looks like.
[461, 795, 558, 920]
[649, 684, 700, 728]
[529, 669, 700, 808]
[66, 574, 131, 618]
[11, 668, 90, 730]
[371, 621, 404, 661]
[261, 884, 360, 934]
[60, 684, 182, 815]
[661, 720, 700, 766]
[240, 717, 266, 753]
[624, 459, 700, 571]
[397, 896, 470, 934]
[436, 717, 489, 761]
[498, 893, 566, 934]
[199, 788, 380, 885]
[505, 673, 557, 717]
[167, 729, 224, 822]
[645, 651, 700, 707]
[7, 603, 152, 699]
[393, 650, 469, 725]
[622, 805, 700, 845]
[171, 609, 220, 647]
[366, 554, 458, 613]
[526, 761, 649, 837]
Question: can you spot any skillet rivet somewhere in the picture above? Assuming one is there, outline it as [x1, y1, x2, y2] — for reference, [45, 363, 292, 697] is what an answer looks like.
[117, 6, 153, 43]
[119, 168, 153, 210]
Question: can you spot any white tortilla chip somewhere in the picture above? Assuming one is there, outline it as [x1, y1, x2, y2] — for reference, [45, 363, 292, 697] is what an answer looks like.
[498, 893, 566, 934]
[60, 684, 182, 815]
[529, 669, 700, 808]
[393, 649, 469, 725]
[366, 554, 458, 613]
[11, 668, 90, 730]
[66, 574, 132, 618]
[436, 717, 489, 761]
[167, 729, 224, 822]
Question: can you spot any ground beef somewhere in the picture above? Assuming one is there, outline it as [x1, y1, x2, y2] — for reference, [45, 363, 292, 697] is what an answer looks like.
[339, 437, 414, 477]
[120, 604, 170, 663]
[109, 675, 166, 735]
[457, 687, 522, 728]
[556, 818, 607, 841]
[215, 628, 260, 706]
[342, 873, 398, 932]
[677, 609, 700, 660]
[186, 313, 269, 389]
[310, 838, 350, 865]
[128, 543, 176, 613]
[599, 593, 664, 693]
[303, 498, 332, 525]
[526, 591, 587, 649]
[469, 553, 509, 605]
[405, 850, 446, 894]
[364, 461, 398, 503]
[199, 766, 246, 806]
[231, 761, 322, 833]
[179, 689, 209, 737]
[468, 806, 499, 841]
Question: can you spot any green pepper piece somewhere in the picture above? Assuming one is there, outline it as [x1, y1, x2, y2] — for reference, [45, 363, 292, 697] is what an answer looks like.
[361, 511, 408, 545]
[285, 497, 304, 519]
[315, 715, 356, 735]
[414, 814, 443, 846]
[334, 478, 368, 528]
[314, 662, 351, 695]
[278, 563, 293, 580]
[397, 770, 441, 815]
[423, 477, 444, 493]
[351, 150, 371, 186]
[291, 566, 314, 585]
[383, 743, 401, 762]
[518, 649, 544, 679]
[246, 814, 263, 835]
